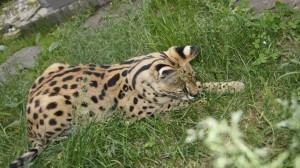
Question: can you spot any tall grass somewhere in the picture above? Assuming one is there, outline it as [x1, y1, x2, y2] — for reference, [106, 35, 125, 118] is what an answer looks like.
[0, 0, 299, 167]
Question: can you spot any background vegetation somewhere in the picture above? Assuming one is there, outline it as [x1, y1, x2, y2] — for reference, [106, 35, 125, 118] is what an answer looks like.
[0, 0, 299, 167]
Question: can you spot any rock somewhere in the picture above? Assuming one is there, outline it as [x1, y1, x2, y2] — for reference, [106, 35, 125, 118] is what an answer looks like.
[39, 0, 77, 10]
[83, 1, 140, 29]
[19, 4, 41, 21]
[0, 0, 112, 34]
[3, 29, 20, 38]
[2, 23, 12, 33]
[30, 7, 49, 22]
[248, 0, 300, 12]
[0, 46, 41, 83]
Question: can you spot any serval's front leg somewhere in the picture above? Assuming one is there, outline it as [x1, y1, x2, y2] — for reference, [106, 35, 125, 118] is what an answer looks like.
[197, 81, 245, 93]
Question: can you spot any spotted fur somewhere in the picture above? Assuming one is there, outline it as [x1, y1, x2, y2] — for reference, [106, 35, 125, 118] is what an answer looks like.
[10, 46, 244, 168]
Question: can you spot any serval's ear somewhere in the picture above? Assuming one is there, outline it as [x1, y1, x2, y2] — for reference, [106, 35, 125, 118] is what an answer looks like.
[151, 63, 176, 80]
[166, 45, 200, 66]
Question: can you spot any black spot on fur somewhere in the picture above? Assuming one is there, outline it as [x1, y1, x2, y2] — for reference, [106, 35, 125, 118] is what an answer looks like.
[83, 71, 93, 75]
[129, 106, 134, 112]
[46, 131, 55, 135]
[31, 83, 37, 89]
[143, 106, 147, 110]
[133, 97, 138, 104]
[100, 64, 111, 69]
[64, 95, 71, 100]
[138, 111, 143, 115]
[49, 92, 57, 97]
[54, 110, 63, 116]
[38, 77, 45, 84]
[29, 98, 33, 104]
[138, 94, 143, 99]
[93, 72, 101, 77]
[118, 91, 125, 99]
[62, 75, 74, 82]
[81, 102, 88, 107]
[73, 91, 79, 97]
[89, 81, 98, 88]
[69, 67, 82, 72]
[33, 113, 38, 120]
[114, 98, 118, 105]
[34, 100, 40, 108]
[49, 119, 57, 125]
[43, 114, 48, 118]
[107, 73, 120, 87]
[53, 87, 60, 93]
[58, 66, 65, 70]
[65, 100, 72, 105]
[91, 96, 98, 103]
[55, 128, 62, 131]
[27, 120, 33, 125]
[40, 120, 44, 125]
[46, 102, 58, 110]
[27, 107, 31, 114]
[103, 84, 108, 90]
[168, 104, 171, 109]
[70, 84, 78, 89]
[123, 85, 128, 92]
[62, 84, 68, 89]
[121, 70, 127, 77]
[99, 89, 105, 100]
[49, 81, 57, 86]
[99, 106, 106, 111]
[100, 73, 105, 79]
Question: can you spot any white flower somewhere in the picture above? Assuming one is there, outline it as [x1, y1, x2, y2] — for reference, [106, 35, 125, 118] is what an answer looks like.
[263, 41, 267, 45]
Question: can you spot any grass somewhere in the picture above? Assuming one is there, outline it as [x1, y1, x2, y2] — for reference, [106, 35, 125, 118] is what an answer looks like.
[0, 0, 300, 167]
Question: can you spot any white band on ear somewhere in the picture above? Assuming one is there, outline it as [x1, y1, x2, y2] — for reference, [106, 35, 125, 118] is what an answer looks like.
[183, 46, 191, 56]
[159, 66, 173, 78]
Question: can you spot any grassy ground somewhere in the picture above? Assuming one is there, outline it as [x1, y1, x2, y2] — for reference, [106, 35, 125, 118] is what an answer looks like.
[0, 0, 300, 167]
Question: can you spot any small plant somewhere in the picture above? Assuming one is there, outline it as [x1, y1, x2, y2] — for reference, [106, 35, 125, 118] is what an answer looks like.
[246, 2, 300, 66]
[186, 93, 300, 168]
